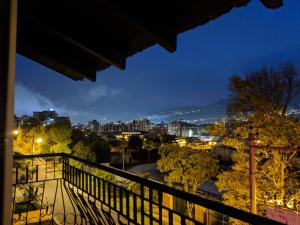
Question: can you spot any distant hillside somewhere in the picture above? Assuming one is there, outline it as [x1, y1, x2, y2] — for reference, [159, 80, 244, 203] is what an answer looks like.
[146, 92, 300, 125]
[146, 99, 228, 124]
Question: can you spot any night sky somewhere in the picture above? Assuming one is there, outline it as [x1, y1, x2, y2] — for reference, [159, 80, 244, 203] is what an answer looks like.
[15, 1, 300, 123]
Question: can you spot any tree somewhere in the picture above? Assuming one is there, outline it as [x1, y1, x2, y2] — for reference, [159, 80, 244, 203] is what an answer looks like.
[143, 136, 161, 150]
[20, 117, 41, 132]
[210, 62, 300, 220]
[48, 123, 72, 153]
[160, 134, 176, 144]
[73, 141, 96, 162]
[90, 138, 111, 163]
[127, 135, 143, 150]
[142, 136, 161, 162]
[157, 144, 219, 218]
[71, 130, 111, 163]
[15, 118, 43, 154]
[70, 128, 85, 149]
[213, 113, 300, 216]
[228, 62, 300, 114]
[72, 141, 115, 185]
[108, 139, 122, 148]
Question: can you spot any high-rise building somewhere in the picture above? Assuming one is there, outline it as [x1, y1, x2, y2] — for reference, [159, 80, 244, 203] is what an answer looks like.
[31, 108, 71, 126]
[148, 122, 168, 136]
[54, 117, 71, 126]
[168, 120, 184, 136]
[88, 120, 100, 133]
[14, 114, 31, 127]
[33, 108, 57, 125]
[99, 119, 151, 134]
[168, 120, 201, 137]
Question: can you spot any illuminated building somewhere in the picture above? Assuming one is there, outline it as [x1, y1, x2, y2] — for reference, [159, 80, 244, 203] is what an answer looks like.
[168, 120, 201, 137]
[33, 108, 58, 125]
[99, 119, 151, 134]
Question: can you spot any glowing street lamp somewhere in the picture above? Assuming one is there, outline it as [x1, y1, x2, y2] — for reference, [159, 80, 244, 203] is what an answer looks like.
[36, 138, 43, 144]
[122, 134, 129, 171]
[32, 135, 43, 155]
[13, 129, 19, 135]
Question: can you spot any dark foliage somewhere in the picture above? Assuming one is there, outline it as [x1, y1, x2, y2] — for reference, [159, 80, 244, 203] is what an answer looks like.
[71, 129, 110, 163]
[127, 135, 143, 150]
[228, 62, 300, 114]
[160, 134, 176, 144]
[132, 149, 159, 162]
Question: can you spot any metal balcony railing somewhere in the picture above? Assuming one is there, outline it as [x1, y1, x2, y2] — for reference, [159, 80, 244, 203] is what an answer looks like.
[12, 153, 284, 225]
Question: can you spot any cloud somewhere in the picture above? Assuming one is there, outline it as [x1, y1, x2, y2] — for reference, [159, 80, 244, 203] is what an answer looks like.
[14, 83, 55, 115]
[14, 83, 72, 118]
[14, 83, 120, 124]
[83, 85, 122, 103]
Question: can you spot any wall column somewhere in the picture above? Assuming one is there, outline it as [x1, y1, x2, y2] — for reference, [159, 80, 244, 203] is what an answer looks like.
[0, 0, 18, 223]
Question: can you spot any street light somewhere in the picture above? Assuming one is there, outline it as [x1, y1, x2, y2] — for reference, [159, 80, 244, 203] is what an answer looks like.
[36, 138, 43, 144]
[12, 129, 20, 153]
[31, 135, 42, 166]
[13, 129, 19, 135]
[31, 134, 42, 155]
[122, 134, 128, 171]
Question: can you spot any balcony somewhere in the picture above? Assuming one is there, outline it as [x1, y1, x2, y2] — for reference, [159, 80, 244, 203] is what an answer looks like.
[12, 153, 283, 225]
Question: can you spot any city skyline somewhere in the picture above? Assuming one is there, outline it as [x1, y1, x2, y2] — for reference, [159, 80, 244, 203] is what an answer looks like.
[15, 1, 300, 123]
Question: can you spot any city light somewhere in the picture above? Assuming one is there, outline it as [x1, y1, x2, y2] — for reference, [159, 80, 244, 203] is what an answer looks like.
[13, 129, 19, 135]
[36, 138, 43, 144]
[208, 141, 216, 145]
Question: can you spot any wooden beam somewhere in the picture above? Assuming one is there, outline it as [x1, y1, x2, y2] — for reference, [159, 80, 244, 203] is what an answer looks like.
[20, 11, 126, 70]
[18, 46, 96, 81]
[18, 22, 98, 81]
[102, 0, 177, 53]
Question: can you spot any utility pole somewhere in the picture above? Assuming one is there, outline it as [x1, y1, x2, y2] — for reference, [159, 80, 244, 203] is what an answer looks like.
[122, 135, 125, 170]
[248, 127, 300, 215]
[31, 132, 35, 166]
[248, 128, 257, 214]
[32, 132, 35, 155]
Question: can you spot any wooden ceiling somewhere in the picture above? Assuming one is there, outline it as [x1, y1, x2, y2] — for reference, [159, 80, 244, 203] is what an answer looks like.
[17, 0, 283, 81]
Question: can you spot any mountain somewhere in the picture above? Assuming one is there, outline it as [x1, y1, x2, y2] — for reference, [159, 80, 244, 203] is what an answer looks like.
[145, 96, 300, 125]
[146, 99, 228, 124]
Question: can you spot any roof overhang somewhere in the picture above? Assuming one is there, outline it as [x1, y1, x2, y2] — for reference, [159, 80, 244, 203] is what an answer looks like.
[17, 0, 283, 81]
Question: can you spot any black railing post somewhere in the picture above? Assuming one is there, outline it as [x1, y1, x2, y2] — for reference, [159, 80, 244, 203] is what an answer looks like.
[149, 188, 153, 225]
[119, 187, 122, 214]
[125, 191, 129, 218]
[140, 184, 145, 225]
[36, 165, 38, 182]
[113, 184, 117, 209]
[108, 182, 111, 207]
[158, 191, 163, 225]
[63, 154, 69, 180]
[133, 194, 137, 223]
